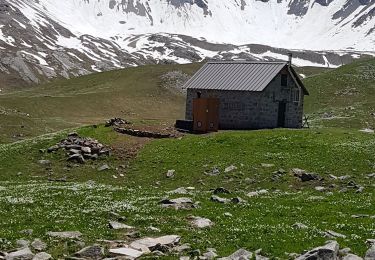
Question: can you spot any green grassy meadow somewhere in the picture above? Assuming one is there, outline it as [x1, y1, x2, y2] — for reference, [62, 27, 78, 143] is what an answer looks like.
[0, 126, 374, 258]
[0, 59, 374, 259]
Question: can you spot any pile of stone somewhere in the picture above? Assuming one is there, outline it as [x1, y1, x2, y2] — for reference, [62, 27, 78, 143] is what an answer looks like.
[114, 127, 172, 139]
[108, 235, 182, 258]
[46, 133, 110, 164]
[292, 168, 322, 182]
[105, 118, 131, 127]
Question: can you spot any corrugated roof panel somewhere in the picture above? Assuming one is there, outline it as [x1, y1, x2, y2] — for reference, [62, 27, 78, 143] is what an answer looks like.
[184, 61, 288, 92]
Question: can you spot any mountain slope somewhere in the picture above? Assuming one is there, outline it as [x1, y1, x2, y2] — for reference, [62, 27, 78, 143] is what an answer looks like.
[0, 0, 374, 87]
[0, 59, 374, 144]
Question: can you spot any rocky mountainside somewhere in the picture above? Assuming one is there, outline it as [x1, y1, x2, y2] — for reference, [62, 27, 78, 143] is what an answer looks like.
[0, 0, 374, 87]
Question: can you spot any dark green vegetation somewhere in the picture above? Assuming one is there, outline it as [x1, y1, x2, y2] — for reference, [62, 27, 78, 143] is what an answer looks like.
[0, 126, 374, 258]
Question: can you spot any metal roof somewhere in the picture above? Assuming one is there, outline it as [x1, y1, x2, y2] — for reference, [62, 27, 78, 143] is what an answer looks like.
[184, 61, 289, 92]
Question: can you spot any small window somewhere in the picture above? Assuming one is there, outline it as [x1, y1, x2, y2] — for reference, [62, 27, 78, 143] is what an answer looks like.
[281, 74, 288, 87]
[292, 89, 300, 103]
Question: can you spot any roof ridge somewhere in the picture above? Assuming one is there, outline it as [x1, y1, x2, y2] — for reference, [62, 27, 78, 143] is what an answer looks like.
[207, 61, 287, 64]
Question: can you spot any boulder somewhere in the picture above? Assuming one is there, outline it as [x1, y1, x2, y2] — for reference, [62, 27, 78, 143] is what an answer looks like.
[295, 241, 339, 260]
[98, 164, 110, 172]
[166, 170, 175, 178]
[5, 247, 34, 260]
[32, 252, 51, 260]
[108, 221, 133, 230]
[46, 231, 82, 239]
[211, 195, 230, 204]
[365, 245, 375, 260]
[292, 223, 308, 230]
[16, 240, 30, 249]
[47, 145, 59, 153]
[130, 235, 181, 252]
[74, 245, 104, 259]
[189, 216, 213, 228]
[30, 239, 46, 251]
[81, 147, 91, 154]
[218, 249, 253, 260]
[67, 154, 85, 164]
[213, 187, 230, 194]
[324, 230, 346, 239]
[292, 168, 321, 182]
[109, 247, 143, 258]
[37, 160, 51, 166]
[342, 254, 363, 260]
[160, 198, 195, 209]
[224, 165, 237, 173]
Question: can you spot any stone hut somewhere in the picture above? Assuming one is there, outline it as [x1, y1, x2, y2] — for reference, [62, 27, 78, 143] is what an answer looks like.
[184, 59, 309, 130]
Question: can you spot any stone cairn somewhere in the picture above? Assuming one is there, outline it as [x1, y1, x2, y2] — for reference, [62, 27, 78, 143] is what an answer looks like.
[105, 118, 131, 127]
[46, 132, 110, 164]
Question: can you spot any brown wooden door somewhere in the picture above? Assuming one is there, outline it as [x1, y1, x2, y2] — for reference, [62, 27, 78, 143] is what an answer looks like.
[207, 98, 219, 132]
[193, 98, 219, 133]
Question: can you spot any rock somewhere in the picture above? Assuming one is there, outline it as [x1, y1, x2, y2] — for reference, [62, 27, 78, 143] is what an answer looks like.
[168, 187, 189, 195]
[81, 147, 91, 154]
[5, 247, 34, 260]
[16, 240, 30, 249]
[67, 154, 85, 164]
[324, 230, 346, 239]
[109, 221, 133, 230]
[351, 214, 369, 218]
[47, 145, 59, 153]
[292, 168, 321, 182]
[218, 249, 253, 260]
[356, 186, 364, 193]
[255, 255, 269, 260]
[30, 239, 46, 251]
[148, 226, 161, 232]
[224, 165, 237, 173]
[109, 247, 143, 258]
[75, 245, 104, 259]
[38, 160, 51, 166]
[97, 164, 110, 172]
[47, 231, 82, 239]
[329, 174, 338, 180]
[173, 243, 191, 253]
[189, 216, 213, 228]
[160, 198, 195, 209]
[130, 235, 181, 251]
[203, 249, 218, 260]
[32, 252, 51, 260]
[365, 245, 375, 260]
[231, 197, 246, 204]
[359, 128, 374, 134]
[19, 230, 33, 236]
[338, 175, 351, 181]
[342, 254, 363, 260]
[292, 222, 308, 230]
[315, 186, 325, 192]
[166, 170, 175, 178]
[247, 189, 268, 197]
[367, 173, 375, 178]
[339, 247, 351, 255]
[205, 167, 220, 176]
[261, 163, 274, 168]
[224, 212, 233, 217]
[211, 195, 230, 204]
[295, 241, 339, 260]
[366, 239, 375, 247]
[213, 187, 230, 194]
